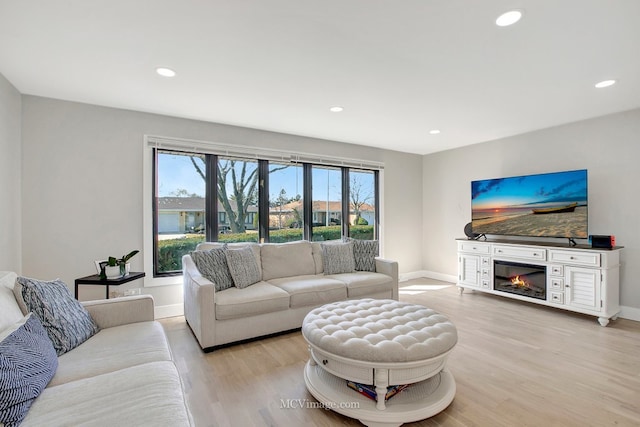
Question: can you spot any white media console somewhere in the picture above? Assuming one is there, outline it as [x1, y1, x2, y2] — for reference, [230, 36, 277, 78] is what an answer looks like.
[456, 239, 622, 326]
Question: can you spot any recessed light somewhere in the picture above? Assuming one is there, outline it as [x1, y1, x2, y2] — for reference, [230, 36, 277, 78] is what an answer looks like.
[429, 129, 441, 135]
[156, 67, 176, 77]
[496, 10, 523, 27]
[329, 106, 344, 113]
[595, 79, 616, 88]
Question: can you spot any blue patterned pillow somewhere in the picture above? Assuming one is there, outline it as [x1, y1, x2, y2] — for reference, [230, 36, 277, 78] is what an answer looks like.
[0, 314, 58, 427]
[15, 277, 100, 356]
[190, 244, 235, 291]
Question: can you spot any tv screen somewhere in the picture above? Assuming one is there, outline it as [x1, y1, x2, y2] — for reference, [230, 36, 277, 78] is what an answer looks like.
[471, 169, 588, 239]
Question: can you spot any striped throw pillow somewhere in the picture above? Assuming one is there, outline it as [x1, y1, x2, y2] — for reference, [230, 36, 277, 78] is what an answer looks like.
[14, 277, 100, 356]
[0, 314, 58, 427]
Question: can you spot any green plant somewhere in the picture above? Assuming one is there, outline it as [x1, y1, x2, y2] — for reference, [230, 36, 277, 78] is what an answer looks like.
[107, 250, 139, 267]
[102, 250, 140, 278]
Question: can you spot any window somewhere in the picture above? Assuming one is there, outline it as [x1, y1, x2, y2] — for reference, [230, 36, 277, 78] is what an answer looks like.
[348, 169, 377, 240]
[147, 137, 382, 281]
[269, 163, 304, 242]
[154, 151, 206, 275]
[311, 166, 342, 241]
[216, 157, 259, 242]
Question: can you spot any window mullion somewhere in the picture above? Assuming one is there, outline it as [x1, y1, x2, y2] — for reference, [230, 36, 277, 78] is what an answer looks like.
[374, 169, 380, 240]
[341, 168, 350, 238]
[258, 160, 269, 243]
[303, 164, 313, 240]
[205, 154, 218, 241]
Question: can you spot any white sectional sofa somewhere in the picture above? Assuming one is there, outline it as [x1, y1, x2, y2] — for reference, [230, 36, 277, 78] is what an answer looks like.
[0, 271, 193, 426]
[182, 240, 399, 351]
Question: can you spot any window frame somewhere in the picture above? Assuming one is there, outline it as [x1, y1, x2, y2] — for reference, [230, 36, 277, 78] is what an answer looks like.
[143, 135, 384, 287]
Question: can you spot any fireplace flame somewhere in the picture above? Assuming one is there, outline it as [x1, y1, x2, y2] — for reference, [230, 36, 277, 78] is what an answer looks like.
[511, 275, 530, 288]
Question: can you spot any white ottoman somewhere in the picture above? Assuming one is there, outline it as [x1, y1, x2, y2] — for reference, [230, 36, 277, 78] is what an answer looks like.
[302, 299, 458, 427]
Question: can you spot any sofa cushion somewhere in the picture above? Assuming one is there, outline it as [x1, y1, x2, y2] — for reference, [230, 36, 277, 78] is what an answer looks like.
[0, 271, 23, 332]
[14, 277, 100, 356]
[215, 283, 290, 320]
[197, 242, 262, 278]
[21, 361, 192, 427]
[268, 275, 348, 309]
[261, 241, 316, 281]
[0, 314, 58, 427]
[190, 245, 235, 291]
[347, 238, 379, 272]
[328, 272, 393, 298]
[321, 241, 355, 275]
[49, 321, 172, 387]
[226, 247, 262, 288]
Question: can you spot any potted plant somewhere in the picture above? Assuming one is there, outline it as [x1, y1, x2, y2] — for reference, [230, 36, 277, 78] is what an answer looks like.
[103, 250, 139, 279]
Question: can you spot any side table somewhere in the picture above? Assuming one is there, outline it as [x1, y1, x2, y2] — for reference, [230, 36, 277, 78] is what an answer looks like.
[74, 272, 145, 300]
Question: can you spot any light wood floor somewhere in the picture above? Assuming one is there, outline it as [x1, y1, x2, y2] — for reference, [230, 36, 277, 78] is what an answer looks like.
[160, 279, 640, 427]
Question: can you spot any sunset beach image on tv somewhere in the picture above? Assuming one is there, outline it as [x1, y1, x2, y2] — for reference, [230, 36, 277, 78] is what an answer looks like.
[471, 169, 588, 238]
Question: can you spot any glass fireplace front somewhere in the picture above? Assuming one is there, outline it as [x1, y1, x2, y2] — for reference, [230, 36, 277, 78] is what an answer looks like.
[493, 260, 546, 300]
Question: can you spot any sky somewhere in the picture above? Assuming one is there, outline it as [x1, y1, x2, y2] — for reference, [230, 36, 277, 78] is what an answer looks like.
[157, 153, 358, 201]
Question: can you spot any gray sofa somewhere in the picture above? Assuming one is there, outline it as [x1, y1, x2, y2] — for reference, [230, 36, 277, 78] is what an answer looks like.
[0, 271, 193, 426]
[182, 240, 399, 351]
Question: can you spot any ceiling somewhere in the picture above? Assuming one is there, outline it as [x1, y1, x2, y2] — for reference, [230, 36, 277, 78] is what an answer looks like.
[1, 1, 639, 155]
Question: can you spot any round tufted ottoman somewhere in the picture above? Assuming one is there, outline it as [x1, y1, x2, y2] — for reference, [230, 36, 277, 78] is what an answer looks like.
[301, 299, 457, 427]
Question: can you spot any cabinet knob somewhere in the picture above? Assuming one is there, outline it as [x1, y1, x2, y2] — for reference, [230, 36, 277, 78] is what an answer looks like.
[565, 284, 570, 288]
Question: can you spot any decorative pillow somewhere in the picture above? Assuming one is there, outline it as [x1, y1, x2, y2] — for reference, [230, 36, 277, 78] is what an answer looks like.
[0, 314, 58, 427]
[321, 241, 356, 275]
[190, 244, 235, 291]
[347, 238, 379, 272]
[0, 272, 24, 332]
[225, 247, 261, 289]
[14, 277, 100, 356]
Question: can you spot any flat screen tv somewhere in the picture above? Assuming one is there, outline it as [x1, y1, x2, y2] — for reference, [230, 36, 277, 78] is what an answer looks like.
[471, 169, 588, 239]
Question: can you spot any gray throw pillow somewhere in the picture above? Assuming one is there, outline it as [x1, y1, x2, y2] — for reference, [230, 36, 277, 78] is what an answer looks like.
[225, 247, 261, 289]
[190, 244, 235, 291]
[347, 238, 379, 272]
[321, 241, 356, 275]
[14, 277, 100, 356]
[0, 314, 58, 427]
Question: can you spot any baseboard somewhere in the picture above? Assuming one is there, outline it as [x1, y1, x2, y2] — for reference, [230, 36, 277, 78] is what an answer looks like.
[399, 270, 457, 284]
[619, 305, 640, 322]
[155, 303, 184, 319]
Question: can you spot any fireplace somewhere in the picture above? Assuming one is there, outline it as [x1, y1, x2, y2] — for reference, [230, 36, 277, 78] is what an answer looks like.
[493, 260, 546, 300]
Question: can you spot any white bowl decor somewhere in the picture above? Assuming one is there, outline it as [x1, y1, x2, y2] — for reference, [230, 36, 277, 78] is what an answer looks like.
[105, 265, 122, 279]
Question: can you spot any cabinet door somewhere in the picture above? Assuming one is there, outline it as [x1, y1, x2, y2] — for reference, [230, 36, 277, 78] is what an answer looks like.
[565, 266, 601, 312]
[459, 254, 480, 287]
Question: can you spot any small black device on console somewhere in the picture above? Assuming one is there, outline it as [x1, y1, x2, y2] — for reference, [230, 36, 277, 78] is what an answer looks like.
[589, 235, 615, 249]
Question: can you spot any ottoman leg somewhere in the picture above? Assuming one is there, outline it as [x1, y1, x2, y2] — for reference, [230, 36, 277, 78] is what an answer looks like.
[374, 368, 389, 410]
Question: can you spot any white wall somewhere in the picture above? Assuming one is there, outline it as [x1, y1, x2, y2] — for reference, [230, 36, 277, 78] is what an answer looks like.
[0, 73, 22, 272]
[20, 96, 423, 309]
[423, 108, 640, 317]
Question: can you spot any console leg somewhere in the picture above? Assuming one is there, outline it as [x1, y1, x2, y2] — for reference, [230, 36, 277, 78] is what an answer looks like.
[458, 286, 464, 295]
[597, 317, 610, 327]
